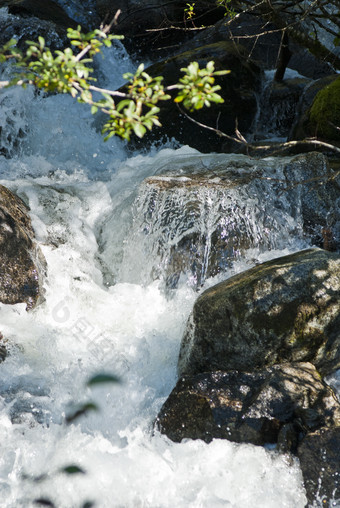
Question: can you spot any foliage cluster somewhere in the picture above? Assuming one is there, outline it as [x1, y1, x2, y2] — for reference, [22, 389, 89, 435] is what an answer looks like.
[0, 25, 229, 142]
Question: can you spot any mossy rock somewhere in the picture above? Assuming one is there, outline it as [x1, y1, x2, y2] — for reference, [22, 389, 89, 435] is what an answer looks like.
[289, 74, 338, 142]
[308, 76, 340, 141]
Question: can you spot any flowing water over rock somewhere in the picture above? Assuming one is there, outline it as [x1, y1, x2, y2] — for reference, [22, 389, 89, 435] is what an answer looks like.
[0, 7, 339, 507]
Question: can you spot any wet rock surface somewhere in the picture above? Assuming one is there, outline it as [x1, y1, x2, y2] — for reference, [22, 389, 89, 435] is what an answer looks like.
[297, 427, 340, 506]
[156, 363, 340, 449]
[178, 248, 340, 377]
[0, 184, 45, 309]
[256, 77, 311, 140]
[129, 152, 339, 289]
[0, 5, 67, 52]
[6, 0, 78, 29]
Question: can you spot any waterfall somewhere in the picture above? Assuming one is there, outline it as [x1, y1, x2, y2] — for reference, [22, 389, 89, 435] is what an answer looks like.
[0, 7, 337, 507]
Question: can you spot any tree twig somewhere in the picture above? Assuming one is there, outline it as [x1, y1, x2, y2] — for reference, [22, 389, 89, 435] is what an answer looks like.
[177, 104, 340, 155]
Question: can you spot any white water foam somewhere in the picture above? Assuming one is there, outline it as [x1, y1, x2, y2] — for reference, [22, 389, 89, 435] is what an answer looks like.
[0, 149, 310, 507]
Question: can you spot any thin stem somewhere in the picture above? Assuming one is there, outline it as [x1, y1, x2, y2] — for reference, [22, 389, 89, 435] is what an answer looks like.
[177, 104, 340, 155]
[88, 84, 126, 97]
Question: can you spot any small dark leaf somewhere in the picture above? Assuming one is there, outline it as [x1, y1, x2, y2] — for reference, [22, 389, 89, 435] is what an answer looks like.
[82, 502, 96, 508]
[34, 498, 56, 507]
[87, 374, 120, 386]
[60, 464, 86, 475]
[65, 402, 98, 424]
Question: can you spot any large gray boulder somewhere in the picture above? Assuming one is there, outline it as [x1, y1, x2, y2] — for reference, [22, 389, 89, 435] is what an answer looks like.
[178, 248, 340, 377]
[156, 362, 340, 448]
[125, 152, 339, 289]
[0, 185, 45, 309]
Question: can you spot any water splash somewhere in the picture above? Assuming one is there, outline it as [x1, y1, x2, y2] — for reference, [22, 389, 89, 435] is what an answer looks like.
[118, 153, 309, 289]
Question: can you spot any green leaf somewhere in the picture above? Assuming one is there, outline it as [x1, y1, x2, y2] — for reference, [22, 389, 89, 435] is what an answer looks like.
[87, 373, 121, 386]
[214, 70, 231, 76]
[133, 123, 147, 138]
[60, 464, 86, 475]
[117, 99, 133, 112]
[91, 105, 98, 114]
[38, 36, 45, 49]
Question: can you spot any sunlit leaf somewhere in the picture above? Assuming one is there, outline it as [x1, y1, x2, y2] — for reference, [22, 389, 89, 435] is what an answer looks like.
[133, 123, 147, 138]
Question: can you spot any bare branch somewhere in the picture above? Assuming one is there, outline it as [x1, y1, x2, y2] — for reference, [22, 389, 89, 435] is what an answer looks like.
[177, 104, 340, 156]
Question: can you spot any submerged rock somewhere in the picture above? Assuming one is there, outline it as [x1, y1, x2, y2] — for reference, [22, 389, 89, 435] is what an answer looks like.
[156, 363, 340, 448]
[0, 185, 45, 309]
[178, 248, 340, 377]
[297, 427, 340, 506]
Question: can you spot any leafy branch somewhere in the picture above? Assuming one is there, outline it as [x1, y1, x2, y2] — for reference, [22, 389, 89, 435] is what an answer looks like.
[0, 25, 229, 142]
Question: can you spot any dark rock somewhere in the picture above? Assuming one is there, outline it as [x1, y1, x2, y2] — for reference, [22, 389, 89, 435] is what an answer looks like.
[156, 363, 340, 448]
[255, 77, 311, 140]
[0, 185, 45, 309]
[0, 332, 7, 361]
[0, 3, 68, 52]
[5, 0, 78, 29]
[126, 41, 263, 153]
[289, 48, 336, 80]
[178, 248, 340, 377]
[298, 427, 340, 506]
[181, 13, 335, 79]
[95, 1, 225, 58]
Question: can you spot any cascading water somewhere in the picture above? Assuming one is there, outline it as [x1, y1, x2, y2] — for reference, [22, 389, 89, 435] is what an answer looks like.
[0, 7, 338, 507]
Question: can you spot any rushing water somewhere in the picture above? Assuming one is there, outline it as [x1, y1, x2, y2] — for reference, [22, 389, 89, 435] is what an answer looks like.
[0, 7, 338, 507]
